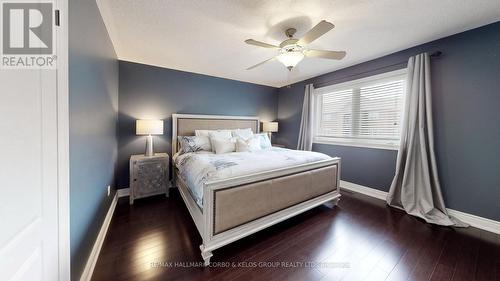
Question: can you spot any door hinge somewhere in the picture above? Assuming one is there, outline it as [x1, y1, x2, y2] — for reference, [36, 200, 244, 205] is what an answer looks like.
[55, 10, 60, 26]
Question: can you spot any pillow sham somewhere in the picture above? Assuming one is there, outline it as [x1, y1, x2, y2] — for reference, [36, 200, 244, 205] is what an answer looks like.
[231, 128, 254, 140]
[255, 133, 272, 149]
[211, 137, 237, 154]
[177, 135, 212, 154]
[235, 136, 261, 152]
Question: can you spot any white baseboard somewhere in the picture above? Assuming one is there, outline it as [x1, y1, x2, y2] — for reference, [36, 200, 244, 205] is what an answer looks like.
[446, 209, 500, 235]
[117, 187, 130, 198]
[117, 186, 174, 198]
[79, 192, 118, 281]
[340, 180, 500, 235]
[340, 180, 388, 201]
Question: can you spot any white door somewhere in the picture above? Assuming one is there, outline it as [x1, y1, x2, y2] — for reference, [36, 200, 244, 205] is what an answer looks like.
[0, 1, 68, 280]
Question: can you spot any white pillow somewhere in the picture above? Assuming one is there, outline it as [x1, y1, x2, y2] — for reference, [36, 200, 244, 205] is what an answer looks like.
[194, 130, 231, 151]
[255, 133, 272, 149]
[211, 137, 236, 154]
[207, 130, 233, 151]
[231, 128, 254, 140]
[236, 136, 261, 152]
[195, 129, 231, 138]
[207, 130, 232, 140]
[194, 129, 211, 137]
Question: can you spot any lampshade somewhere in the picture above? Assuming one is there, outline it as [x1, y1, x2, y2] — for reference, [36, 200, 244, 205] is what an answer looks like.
[276, 50, 304, 70]
[263, 122, 278, 133]
[136, 119, 164, 135]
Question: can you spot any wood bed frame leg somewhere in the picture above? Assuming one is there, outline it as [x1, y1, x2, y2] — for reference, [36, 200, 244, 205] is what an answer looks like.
[324, 196, 341, 208]
[200, 245, 212, 266]
[332, 197, 340, 205]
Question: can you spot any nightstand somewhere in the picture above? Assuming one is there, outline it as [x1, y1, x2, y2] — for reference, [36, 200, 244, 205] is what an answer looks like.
[272, 144, 286, 148]
[129, 153, 169, 204]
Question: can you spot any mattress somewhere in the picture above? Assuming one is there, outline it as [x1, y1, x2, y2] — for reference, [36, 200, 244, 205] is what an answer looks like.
[174, 147, 331, 208]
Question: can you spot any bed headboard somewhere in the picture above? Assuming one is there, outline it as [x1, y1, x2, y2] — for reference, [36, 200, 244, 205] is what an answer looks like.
[172, 114, 260, 155]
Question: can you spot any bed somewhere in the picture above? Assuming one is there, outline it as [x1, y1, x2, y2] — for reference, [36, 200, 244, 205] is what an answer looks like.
[172, 114, 341, 265]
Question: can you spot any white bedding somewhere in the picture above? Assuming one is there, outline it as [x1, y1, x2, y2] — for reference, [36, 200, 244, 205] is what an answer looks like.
[174, 147, 331, 208]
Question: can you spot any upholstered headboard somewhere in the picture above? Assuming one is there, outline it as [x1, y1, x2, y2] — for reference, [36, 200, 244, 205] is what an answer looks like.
[172, 114, 260, 155]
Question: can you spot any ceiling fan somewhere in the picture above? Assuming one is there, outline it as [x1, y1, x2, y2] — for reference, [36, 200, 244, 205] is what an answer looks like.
[245, 20, 346, 71]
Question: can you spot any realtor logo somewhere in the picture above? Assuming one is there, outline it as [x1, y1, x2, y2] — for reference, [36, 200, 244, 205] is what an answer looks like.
[1, 1, 56, 69]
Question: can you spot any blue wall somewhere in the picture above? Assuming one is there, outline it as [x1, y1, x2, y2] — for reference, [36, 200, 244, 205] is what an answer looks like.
[117, 61, 278, 188]
[69, 0, 118, 279]
[277, 21, 500, 221]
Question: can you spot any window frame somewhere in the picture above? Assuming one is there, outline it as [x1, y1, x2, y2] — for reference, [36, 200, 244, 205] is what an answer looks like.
[313, 68, 407, 151]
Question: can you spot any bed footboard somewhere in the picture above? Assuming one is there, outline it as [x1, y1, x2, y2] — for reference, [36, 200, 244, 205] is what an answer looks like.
[213, 164, 337, 233]
[199, 158, 341, 265]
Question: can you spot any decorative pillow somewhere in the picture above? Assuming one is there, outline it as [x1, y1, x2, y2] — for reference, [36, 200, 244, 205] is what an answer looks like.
[231, 128, 254, 140]
[211, 137, 236, 154]
[255, 133, 272, 149]
[207, 130, 233, 151]
[177, 135, 211, 154]
[235, 136, 261, 152]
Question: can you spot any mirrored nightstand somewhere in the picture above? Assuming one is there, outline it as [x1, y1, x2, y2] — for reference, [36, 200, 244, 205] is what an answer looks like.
[129, 153, 169, 204]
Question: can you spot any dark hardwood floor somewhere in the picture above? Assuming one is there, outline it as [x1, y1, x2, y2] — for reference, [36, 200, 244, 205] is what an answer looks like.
[91, 189, 500, 281]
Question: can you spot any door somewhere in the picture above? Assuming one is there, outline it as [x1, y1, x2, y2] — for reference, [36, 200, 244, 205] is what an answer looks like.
[0, 1, 68, 280]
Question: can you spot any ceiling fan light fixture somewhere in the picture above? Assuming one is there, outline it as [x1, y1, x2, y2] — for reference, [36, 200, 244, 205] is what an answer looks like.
[244, 20, 345, 71]
[276, 48, 304, 71]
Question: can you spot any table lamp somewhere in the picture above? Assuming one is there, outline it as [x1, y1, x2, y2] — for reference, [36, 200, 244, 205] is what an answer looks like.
[136, 119, 164, 156]
[262, 122, 278, 143]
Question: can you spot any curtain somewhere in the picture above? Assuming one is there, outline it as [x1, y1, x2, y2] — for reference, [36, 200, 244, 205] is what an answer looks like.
[387, 53, 466, 227]
[297, 84, 314, 151]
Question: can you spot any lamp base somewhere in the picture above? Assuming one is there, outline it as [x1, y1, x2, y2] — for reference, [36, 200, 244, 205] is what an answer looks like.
[267, 132, 272, 143]
[145, 135, 154, 156]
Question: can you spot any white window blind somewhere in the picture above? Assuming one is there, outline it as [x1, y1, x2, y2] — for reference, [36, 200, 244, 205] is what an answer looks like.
[320, 89, 353, 138]
[359, 80, 404, 140]
[314, 69, 406, 149]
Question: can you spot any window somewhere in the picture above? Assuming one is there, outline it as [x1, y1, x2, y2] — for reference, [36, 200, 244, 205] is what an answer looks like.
[314, 69, 406, 150]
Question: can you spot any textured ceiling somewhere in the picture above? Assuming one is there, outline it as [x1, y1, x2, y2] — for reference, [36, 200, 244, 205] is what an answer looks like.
[97, 0, 500, 87]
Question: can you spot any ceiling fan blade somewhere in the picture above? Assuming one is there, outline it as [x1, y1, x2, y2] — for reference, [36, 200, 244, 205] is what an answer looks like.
[297, 20, 334, 45]
[306, 49, 346, 60]
[244, 39, 279, 49]
[246, 57, 276, 70]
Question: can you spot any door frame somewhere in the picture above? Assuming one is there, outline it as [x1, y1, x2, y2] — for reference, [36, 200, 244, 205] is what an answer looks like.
[55, 0, 70, 279]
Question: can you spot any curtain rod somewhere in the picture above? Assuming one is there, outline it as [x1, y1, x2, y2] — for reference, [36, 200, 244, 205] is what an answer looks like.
[308, 51, 442, 89]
